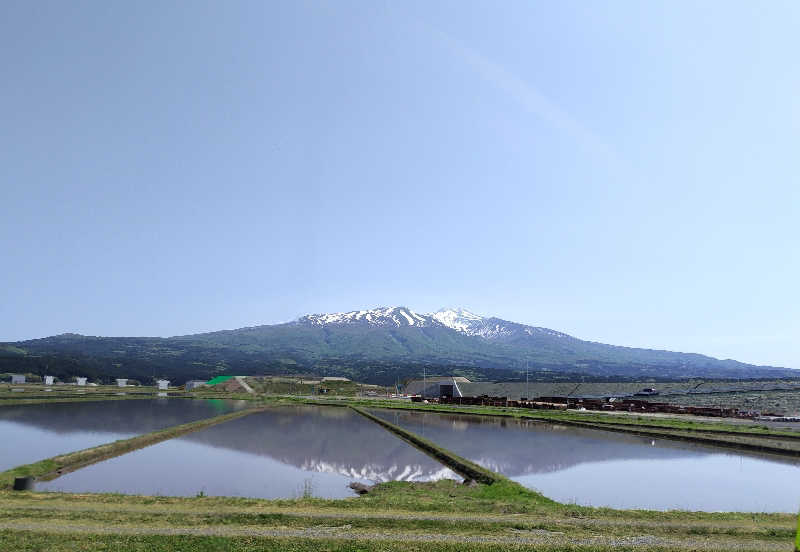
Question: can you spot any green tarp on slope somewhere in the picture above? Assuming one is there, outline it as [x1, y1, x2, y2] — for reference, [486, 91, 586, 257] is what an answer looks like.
[205, 375, 235, 386]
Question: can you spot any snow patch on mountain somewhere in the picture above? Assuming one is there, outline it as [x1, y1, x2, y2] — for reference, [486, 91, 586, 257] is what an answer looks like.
[431, 307, 483, 332]
[301, 307, 433, 328]
[468, 322, 514, 339]
[525, 327, 571, 339]
[398, 309, 415, 325]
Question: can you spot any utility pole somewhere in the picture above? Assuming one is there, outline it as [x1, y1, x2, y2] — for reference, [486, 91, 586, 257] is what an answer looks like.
[526, 359, 529, 401]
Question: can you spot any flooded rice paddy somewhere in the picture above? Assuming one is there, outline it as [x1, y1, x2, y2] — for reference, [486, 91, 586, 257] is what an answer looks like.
[0, 398, 247, 471]
[37, 405, 457, 498]
[368, 408, 800, 512]
[6, 400, 800, 510]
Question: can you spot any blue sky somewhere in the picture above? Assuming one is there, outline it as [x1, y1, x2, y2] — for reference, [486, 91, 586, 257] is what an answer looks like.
[2, 1, 799, 368]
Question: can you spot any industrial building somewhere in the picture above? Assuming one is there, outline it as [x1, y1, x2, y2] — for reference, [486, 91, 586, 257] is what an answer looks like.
[404, 378, 658, 401]
[185, 380, 207, 391]
[404, 377, 552, 400]
[403, 377, 471, 398]
[10, 374, 25, 384]
[116, 378, 128, 387]
[403, 377, 774, 419]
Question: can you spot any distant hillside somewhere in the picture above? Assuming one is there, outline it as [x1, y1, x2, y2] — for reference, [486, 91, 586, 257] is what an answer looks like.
[1, 306, 796, 384]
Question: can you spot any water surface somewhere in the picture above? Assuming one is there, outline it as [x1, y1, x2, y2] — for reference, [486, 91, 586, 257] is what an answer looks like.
[39, 405, 456, 498]
[368, 408, 800, 512]
[0, 398, 246, 471]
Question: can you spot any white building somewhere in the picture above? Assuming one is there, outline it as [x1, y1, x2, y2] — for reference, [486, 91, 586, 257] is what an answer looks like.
[44, 376, 54, 385]
[76, 377, 87, 386]
[116, 378, 128, 387]
[156, 379, 170, 390]
[10, 374, 25, 384]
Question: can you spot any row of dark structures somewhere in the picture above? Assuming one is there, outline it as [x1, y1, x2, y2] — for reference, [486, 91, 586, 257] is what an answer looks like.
[432, 395, 765, 418]
[405, 377, 780, 419]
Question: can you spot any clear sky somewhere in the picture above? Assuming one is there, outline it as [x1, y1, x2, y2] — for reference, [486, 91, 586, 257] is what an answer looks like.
[2, 1, 799, 368]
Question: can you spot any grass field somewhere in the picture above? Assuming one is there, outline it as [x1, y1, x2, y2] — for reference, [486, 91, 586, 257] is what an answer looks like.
[0, 480, 795, 551]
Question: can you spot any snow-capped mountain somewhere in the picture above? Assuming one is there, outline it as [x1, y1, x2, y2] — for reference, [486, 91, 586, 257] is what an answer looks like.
[300, 306, 572, 343]
[431, 307, 484, 333]
[301, 307, 434, 328]
[301, 306, 479, 330]
[13, 305, 794, 385]
[433, 308, 571, 341]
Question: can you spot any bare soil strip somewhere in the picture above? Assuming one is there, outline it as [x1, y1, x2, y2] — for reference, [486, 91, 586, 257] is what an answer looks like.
[0, 520, 790, 551]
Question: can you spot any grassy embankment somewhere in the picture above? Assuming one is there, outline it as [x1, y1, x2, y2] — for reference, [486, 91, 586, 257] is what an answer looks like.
[0, 394, 174, 407]
[0, 463, 795, 550]
[0, 384, 193, 406]
[190, 378, 389, 399]
[351, 406, 499, 486]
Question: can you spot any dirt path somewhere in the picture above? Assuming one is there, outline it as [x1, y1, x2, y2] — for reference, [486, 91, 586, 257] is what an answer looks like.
[5, 501, 791, 532]
[0, 520, 786, 551]
[235, 376, 255, 394]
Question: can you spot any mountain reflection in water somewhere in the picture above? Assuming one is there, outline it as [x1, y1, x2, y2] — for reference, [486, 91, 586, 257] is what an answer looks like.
[3, 402, 456, 484]
[366, 408, 800, 512]
[36, 405, 456, 499]
[178, 405, 457, 482]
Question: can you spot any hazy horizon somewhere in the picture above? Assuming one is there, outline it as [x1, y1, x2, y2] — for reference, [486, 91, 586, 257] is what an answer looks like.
[3, 1, 799, 369]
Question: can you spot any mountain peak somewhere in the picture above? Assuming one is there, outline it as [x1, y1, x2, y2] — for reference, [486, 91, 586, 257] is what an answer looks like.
[300, 306, 431, 328]
[431, 307, 484, 332]
[435, 307, 482, 319]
